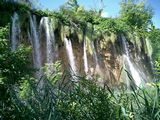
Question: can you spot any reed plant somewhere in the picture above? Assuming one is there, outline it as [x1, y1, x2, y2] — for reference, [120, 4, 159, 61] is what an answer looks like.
[6, 69, 159, 120]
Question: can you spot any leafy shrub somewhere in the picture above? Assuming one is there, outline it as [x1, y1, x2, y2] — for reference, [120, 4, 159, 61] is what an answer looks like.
[4, 65, 160, 120]
[120, 0, 153, 30]
[0, 26, 33, 120]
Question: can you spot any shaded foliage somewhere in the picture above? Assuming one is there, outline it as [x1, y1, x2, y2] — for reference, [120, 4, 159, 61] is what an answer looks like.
[1, 68, 159, 120]
[0, 26, 33, 120]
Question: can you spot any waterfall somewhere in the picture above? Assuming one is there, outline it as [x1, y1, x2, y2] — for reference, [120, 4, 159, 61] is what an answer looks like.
[91, 41, 101, 73]
[40, 17, 55, 76]
[91, 41, 98, 64]
[83, 40, 88, 74]
[64, 38, 77, 74]
[122, 35, 143, 87]
[40, 17, 54, 64]
[11, 12, 20, 51]
[29, 15, 42, 76]
[145, 38, 155, 79]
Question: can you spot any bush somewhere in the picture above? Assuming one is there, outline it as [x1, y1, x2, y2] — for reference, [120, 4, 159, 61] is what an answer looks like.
[5, 67, 160, 120]
[0, 26, 33, 120]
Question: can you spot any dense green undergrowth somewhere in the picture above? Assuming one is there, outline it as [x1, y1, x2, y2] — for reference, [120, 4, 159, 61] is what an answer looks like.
[1, 61, 160, 120]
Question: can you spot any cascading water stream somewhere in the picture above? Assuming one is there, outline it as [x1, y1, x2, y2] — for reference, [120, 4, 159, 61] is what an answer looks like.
[83, 40, 88, 74]
[91, 41, 101, 73]
[64, 38, 77, 75]
[145, 38, 155, 79]
[40, 17, 54, 64]
[11, 12, 20, 51]
[40, 17, 55, 75]
[29, 15, 42, 77]
[122, 35, 143, 87]
[91, 41, 98, 65]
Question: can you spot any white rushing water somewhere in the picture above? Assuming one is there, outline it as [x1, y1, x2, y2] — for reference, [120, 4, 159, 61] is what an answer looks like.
[122, 35, 143, 87]
[11, 12, 20, 51]
[29, 15, 42, 74]
[40, 17, 55, 76]
[64, 38, 77, 74]
[40, 17, 54, 64]
[83, 40, 88, 74]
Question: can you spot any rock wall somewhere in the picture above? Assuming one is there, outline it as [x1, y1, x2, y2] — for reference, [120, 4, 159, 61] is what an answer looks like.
[11, 13, 154, 87]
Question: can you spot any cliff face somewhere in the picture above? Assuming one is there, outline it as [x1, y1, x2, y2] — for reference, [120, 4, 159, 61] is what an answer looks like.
[9, 11, 153, 88]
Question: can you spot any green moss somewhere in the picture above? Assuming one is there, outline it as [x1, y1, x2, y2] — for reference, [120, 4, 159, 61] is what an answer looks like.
[0, 11, 11, 27]
[0, 1, 30, 13]
[145, 38, 153, 57]
[76, 29, 83, 42]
